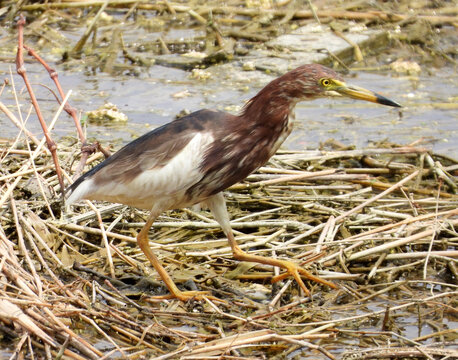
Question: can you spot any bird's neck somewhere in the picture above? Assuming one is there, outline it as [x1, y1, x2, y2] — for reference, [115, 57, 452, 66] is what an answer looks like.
[236, 84, 298, 158]
[240, 78, 300, 127]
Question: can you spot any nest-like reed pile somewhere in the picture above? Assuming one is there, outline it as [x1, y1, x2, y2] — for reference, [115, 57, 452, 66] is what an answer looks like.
[1, 126, 457, 359]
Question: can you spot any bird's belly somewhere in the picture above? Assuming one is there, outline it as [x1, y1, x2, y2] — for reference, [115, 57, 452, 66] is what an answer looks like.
[89, 189, 197, 210]
[87, 172, 205, 210]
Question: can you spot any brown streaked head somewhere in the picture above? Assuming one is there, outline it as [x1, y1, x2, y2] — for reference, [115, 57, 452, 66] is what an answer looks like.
[285, 64, 401, 107]
[242, 64, 400, 119]
[286, 64, 402, 107]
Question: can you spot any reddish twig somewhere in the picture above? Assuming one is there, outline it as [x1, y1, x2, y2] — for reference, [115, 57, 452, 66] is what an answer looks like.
[22, 45, 113, 176]
[22, 44, 85, 145]
[17, 15, 111, 183]
[15, 14, 66, 198]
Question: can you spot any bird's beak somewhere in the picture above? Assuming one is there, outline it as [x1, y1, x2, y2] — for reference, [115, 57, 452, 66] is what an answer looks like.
[330, 80, 401, 108]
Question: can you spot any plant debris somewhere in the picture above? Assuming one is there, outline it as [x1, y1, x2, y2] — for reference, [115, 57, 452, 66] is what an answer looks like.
[1, 125, 457, 358]
[0, 1, 457, 359]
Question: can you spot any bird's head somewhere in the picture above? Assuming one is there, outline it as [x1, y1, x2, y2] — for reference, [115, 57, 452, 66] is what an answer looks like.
[242, 64, 400, 121]
[287, 64, 401, 107]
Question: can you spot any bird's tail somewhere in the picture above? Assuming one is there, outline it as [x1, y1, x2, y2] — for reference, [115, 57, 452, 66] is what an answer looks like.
[65, 178, 93, 205]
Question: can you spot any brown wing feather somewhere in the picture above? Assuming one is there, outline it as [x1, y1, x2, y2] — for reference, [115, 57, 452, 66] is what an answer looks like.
[92, 132, 196, 185]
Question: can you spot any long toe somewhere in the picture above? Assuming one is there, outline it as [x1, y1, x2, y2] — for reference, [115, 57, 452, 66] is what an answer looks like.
[149, 290, 225, 303]
[297, 267, 337, 289]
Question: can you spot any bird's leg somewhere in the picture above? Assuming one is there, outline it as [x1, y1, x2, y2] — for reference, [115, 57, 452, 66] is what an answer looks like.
[206, 193, 337, 295]
[137, 211, 215, 302]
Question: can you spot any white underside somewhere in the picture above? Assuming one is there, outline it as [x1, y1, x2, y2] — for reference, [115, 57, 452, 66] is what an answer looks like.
[67, 132, 214, 211]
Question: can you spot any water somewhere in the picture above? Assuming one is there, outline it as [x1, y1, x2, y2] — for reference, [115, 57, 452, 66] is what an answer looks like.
[0, 60, 456, 158]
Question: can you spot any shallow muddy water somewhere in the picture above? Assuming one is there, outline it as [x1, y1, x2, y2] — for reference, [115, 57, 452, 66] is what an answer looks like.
[1, 61, 456, 158]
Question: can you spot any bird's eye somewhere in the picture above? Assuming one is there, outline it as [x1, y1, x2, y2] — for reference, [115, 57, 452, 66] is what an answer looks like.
[320, 78, 331, 87]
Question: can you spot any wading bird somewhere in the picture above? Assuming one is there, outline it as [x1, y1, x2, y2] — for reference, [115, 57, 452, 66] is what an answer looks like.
[67, 64, 400, 301]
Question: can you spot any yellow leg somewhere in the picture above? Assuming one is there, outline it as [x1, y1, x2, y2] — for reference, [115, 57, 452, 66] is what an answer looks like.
[205, 192, 337, 295]
[137, 212, 213, 302]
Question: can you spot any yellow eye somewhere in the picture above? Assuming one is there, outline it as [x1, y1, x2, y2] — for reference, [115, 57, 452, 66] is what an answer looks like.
[320, 78, 331, 87]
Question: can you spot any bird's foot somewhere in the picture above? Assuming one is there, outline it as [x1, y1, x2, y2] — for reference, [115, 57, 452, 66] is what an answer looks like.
[270, 259, 337, 295]
[149, 290, 225, 303]
[232, 247, 337, 295]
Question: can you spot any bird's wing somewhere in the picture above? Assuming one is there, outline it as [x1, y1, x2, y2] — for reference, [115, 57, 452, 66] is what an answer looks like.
[66, 110, 223, 208]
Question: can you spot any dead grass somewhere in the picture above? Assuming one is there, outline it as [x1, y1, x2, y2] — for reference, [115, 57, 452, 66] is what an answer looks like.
[0, 105, 457, 358]
[0, 1, 457, 359]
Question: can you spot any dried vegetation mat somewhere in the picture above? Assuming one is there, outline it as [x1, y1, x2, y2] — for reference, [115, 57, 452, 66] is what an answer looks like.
[0, 1, 456, 358]
[0, 118, 457, 359]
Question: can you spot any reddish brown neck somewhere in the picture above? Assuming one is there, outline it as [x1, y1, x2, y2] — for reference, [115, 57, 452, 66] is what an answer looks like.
[240, 77, 299, 128]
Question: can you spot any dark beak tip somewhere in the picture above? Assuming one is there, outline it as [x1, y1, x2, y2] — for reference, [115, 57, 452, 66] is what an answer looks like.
[376, 94, 402, 108]
[390, 100, 402, 108]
